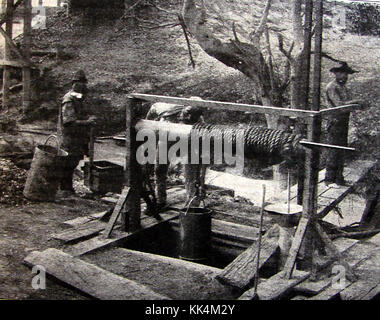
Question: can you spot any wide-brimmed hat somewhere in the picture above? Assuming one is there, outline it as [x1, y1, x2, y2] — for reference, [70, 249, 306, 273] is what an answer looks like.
[72, 70, 88, 83]
[330, 62, 358, 74]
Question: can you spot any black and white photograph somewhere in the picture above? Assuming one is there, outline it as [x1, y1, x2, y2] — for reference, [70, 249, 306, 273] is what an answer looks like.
[0, 0, 379, 308]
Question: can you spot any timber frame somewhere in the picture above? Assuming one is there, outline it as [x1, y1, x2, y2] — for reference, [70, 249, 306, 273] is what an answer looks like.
[121, 1, 362, 276]
[1, 0, 32, 111]
[122, 91, 361, 279]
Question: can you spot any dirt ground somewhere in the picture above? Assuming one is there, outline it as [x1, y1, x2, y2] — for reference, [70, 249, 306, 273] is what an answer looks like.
[0, 187, 110, 299]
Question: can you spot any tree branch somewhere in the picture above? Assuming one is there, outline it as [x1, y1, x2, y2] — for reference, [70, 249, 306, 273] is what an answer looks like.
[320, 52, 346, 64]
[0, 0, 24, 27]
[251, 0, 273, 41]
[178, 13, 196, 68]
[278, 33, 294, 63]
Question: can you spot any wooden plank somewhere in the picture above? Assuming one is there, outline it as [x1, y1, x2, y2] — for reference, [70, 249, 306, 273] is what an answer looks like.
[66, 231, 129, 257]
[169, 218, 258, 243]
[63, 211, 108, 227]
[360, 284, 380, 300]
[367, 232, 380, 246]
[339, 252, 380, 300]
[317, 185, 355, 219]
[238, 270, 310, 300]
[283, 217, 311, 279]
[211, 219, 259, 242]
[68, 212, 179, 257]
[309, 241, 379, 300]
[24, 248, 169, 300]
[104, 187, 130, 238]
[216, 224, 280, 289]
[0, 59, 29, 67]
[318, 104, 362, 117]
[314, 223, 357, 282]
[101, 186, 187, 205]
[131, 93, 319, 118]
[294, 238, 359, 295]
[52, 220, 108, 243]
[83, 247, 236, 300]
[119, 248, 222, 276]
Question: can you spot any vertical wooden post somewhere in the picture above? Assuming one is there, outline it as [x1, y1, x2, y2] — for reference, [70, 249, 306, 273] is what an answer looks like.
[299, 0, 323, 270]
[22, 0, 32, 113]
[2, 0, 13, 110]
[297, 0, 313, 205]
[123, 96, 142, 232]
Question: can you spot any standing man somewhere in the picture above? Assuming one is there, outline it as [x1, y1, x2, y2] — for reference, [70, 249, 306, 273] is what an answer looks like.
[324, 62, 361, 186]
[146, 97, 205, 210]
[59, 70, 97, 194]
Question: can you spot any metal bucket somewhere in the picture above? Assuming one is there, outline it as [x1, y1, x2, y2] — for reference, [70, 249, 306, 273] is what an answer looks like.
[23, 135, 68, 202]
[179, 205, 212, 262]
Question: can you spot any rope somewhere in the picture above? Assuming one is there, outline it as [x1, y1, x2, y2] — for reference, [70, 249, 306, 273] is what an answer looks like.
[191, 123, 302, 163]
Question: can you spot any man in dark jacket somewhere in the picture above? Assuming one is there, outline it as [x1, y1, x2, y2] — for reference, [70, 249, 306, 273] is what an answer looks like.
[59, 70, 97, 193]
[324, 62, 362, 185]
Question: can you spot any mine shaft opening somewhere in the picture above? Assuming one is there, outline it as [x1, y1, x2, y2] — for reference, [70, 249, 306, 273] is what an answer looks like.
[119, 217, 280, 279]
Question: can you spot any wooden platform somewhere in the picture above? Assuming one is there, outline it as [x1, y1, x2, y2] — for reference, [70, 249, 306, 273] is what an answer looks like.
[272, 160, 377, 227]
[26, 160, 379, 300]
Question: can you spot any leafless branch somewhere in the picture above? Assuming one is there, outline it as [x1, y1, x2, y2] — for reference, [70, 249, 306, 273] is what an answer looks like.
[151, 2, 179, 16]
[320, 52, 346, 64]
[278, 33, 293, 62]
[0, 0, 25, 27]
[251, 0, 273, 41]
[232, 22, 240, 43]
[178, 13, 196, 68]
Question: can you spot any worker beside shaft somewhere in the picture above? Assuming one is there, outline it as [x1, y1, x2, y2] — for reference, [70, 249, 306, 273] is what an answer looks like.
[324, 62, 364, 186]
[59, 70, 97, 194]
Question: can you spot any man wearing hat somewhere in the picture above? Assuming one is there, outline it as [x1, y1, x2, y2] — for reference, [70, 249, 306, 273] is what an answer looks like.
[145, 97, 206, 211]
[324, 62, 361, 185]
[59, 70, 97, 193]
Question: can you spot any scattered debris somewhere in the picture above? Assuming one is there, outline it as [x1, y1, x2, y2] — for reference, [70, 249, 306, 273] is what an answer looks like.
[0, 159, 29, 206]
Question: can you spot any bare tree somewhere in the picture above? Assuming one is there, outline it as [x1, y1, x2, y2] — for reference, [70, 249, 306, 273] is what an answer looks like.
[180, 0, 319, 187]
[181, 0, 317, 127]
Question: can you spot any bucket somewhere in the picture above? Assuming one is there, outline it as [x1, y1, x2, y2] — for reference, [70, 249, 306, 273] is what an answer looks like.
[23, 135, 68, 202]
[179, 198, 212, 261]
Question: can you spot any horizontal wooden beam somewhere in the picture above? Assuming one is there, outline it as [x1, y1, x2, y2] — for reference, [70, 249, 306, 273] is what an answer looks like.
[131, 93, 319, 118]
[24, 248, 170, 300]
[238, 270, 311, 300]
[0, 59, 29, 68]
[318, 104, 361, 117]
